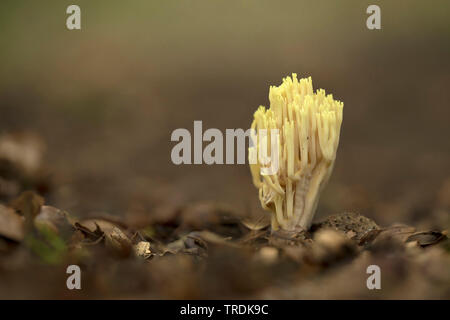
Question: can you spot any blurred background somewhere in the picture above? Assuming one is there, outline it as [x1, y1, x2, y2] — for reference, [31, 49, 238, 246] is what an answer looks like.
[1, 0, 449, 229]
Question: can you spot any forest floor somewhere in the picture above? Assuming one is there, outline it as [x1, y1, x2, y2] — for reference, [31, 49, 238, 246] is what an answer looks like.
[0, 133, 448, 299]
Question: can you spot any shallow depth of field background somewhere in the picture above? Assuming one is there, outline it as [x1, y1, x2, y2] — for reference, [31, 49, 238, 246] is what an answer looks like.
[1, 0, 449, 229]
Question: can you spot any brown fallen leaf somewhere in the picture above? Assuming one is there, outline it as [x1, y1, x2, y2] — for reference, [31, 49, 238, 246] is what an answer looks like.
[104, 226, 132, 258]
[241, 214, 271, 231]
[358, 229, 382, 246]
[182, 233, 208, 257]
[238, 229, 269, 246]
[189, 231, 240, 248]
[74, 222, 104, 242]
[34, 205, 75, 237]
[269, 229, 310, 247]
[158, 231, 235, 258]
[77, 219, 119, 235]
[360, 224, 420, 247]
[83, 212, 128, 230]
[75, 218, 132, 257]
[362, 224, 416, 247]
[163, 238, 186, 255]
[0, 204, 24, 241]
[406, 230, 447, 247]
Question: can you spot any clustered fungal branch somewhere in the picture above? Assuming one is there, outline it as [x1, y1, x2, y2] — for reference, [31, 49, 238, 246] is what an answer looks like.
[249, 74, 343, 231]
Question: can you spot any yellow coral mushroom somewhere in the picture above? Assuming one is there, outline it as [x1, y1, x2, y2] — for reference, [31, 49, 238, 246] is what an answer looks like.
[249, 74, 343, 231]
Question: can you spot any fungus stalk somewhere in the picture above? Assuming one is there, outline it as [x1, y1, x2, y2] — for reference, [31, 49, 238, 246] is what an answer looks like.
[249, 74, 343, 232]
